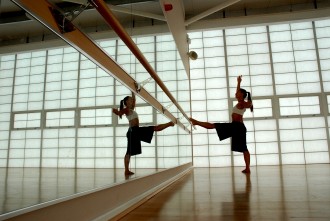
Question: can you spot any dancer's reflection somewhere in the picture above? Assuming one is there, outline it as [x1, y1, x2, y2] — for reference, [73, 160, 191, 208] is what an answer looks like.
[233, 174, 251, 221]
[113, 90, 174, 176]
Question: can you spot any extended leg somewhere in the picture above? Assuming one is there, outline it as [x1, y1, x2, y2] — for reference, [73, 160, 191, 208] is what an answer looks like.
[124, 154, 134, 175]
[190, 118, 215, 129]
[242, 150, 250, 174]
[154, 121, 174, 132]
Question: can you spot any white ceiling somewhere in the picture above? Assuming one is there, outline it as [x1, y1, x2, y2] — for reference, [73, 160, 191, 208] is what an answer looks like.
[1, 0, 330, 47]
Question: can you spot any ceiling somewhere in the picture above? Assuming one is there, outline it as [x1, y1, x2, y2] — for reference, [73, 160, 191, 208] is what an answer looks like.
[1, 0, 330, 47]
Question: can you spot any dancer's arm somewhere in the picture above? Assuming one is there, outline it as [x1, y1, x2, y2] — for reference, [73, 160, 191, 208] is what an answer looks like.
[131, 91, 136, 109]
[237, 75, 242, 92]
[113, 107, 128, 118]
[236, 75, 252, 109]
[131, 91, 135, 102]
[242, 98, 253, 109]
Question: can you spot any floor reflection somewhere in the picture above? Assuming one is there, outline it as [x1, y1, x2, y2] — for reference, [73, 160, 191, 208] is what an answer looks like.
[2, 165, 330, 220]
[0, 167, 160, 215]
[232, 173, 251, 221]
[120, 165, 330, 221]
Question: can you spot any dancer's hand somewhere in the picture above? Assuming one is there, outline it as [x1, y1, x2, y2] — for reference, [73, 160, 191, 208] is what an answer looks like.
[112, 108, 119, 115]
[237, 75, 242, 83]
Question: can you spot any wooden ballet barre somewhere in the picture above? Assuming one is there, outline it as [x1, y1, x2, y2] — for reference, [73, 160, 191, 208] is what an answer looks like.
[87, 0, 193, 129]
[12, 0, 190, 133]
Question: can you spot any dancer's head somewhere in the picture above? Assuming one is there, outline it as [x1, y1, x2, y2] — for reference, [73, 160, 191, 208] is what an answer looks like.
[118, 96, 130, 119]
[120, 96, 135, 110]
[236, 88, 253, 112]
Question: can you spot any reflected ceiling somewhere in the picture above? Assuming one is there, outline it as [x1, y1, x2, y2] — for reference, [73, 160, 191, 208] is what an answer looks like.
[0, 0, 330, 46]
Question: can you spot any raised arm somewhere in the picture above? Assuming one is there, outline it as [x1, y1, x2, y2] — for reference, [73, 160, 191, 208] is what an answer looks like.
[131, 91, 135, 101]
[237, 75, 242, 93]
[131, 91, 136, 109]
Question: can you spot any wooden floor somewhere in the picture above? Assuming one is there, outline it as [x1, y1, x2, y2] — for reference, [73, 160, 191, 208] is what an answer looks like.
[119, 164, 330, 221]
[1, 165, 330, 221]
[0, 168, 160, 216]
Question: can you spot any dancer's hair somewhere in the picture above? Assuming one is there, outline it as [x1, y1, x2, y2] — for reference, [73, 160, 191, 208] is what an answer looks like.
[240, 88, 253, 112]
[119, 96, 130, 119]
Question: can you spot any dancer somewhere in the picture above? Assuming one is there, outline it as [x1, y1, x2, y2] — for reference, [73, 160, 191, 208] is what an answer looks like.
[190, 75, 253, 173]
[113, 91, 174, 175]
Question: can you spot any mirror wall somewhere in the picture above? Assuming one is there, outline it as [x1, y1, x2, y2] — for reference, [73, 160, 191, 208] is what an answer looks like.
[0, 33, 193, 214]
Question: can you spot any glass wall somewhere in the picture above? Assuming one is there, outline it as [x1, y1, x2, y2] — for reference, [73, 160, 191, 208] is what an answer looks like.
[1, 18, 330, 169]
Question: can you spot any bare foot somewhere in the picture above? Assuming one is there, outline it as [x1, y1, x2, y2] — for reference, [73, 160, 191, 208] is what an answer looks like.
[242, 169, 251, 174]
[169, 121, 175, 126]
[125, 171, 135, 175]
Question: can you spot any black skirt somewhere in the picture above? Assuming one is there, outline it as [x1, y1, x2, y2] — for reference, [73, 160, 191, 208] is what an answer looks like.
[126, 126, 154, 156]
[214, 122, 247, 152]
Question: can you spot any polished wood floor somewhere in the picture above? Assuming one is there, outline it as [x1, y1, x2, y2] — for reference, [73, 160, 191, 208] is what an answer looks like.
[1, 165, 330, 221]
[119, 164, 330, 221]
[0, 168, 160, 215]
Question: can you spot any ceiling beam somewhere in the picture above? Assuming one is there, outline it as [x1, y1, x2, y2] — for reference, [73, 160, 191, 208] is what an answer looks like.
[185, 0, 241, 26]
[108, 4, 166, 21]
[187, 7, 330, 30]
[64, 0, 166, 21]
[159, 0, 190, 78]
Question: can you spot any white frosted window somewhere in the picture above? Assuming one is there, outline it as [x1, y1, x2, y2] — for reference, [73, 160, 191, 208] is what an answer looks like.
[117, 39, 147, 80]
[316, 21, 330, 92]
[271, 22, 320, 95]
[282, 153, 305, 164]
[226, 34, 247, 45]
[81, 108, 112, 126]
[0, 54, 14, 156]
[228, 55, 249, 66]
[79, 66, 114, 107]
[251, 120, 278, 158]
[247, 99, 272, 118]
[227, 26, 272, 97]
[157, 60, 177, 72]
[45, 48, 78, 109]
[280, 96, 320, 116]
[1, 55, 15, 69]
[305, 152, 329, 164]
[279, 116, 328, 164]
[98, 39, 116, 57]
[227, 45, 247, 56]
[280, 118, 304, 153]
[46, 111, 75, 127]
[80, 57, 97, 69]
[14, 112, 41, 129]
[273, 51, 295, 63]
[77, 128, 96, 168]
[9, 129, 41, 167]
[13, 53, 46, 111]
[137, 106, 153, 123]
[327, 96, 330, 113]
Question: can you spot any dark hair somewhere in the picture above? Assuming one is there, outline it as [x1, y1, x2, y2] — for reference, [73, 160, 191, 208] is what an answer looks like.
[119, 96, 129, 119]
[240, 88, 253, 112]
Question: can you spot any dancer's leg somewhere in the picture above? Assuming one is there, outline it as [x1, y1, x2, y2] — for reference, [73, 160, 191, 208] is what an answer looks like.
[190, 118, 215, 129]
[154, 121, 175, 132]
[124, 154, 134, 175]
[242, 150, 250, 173]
